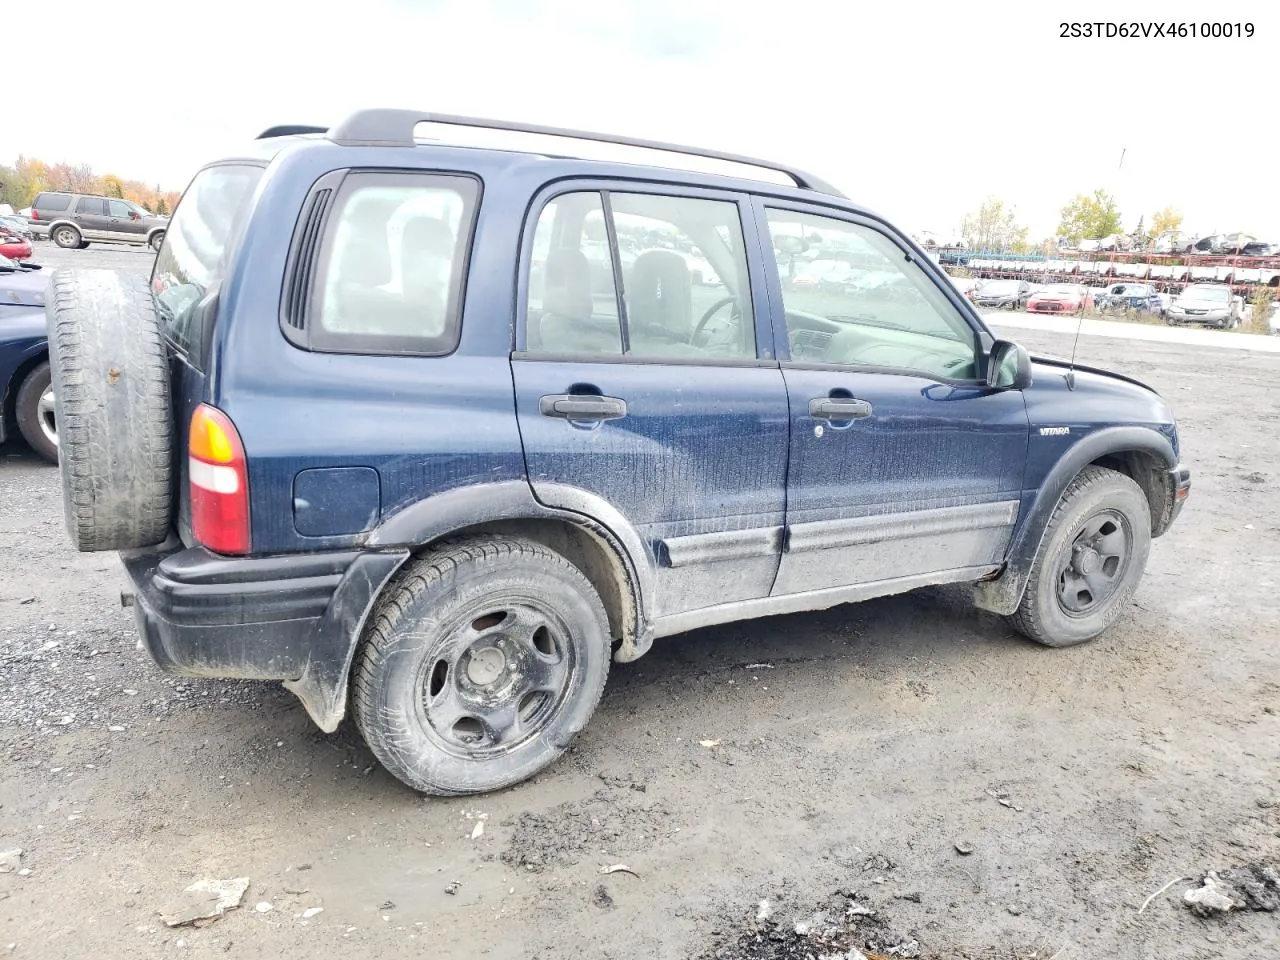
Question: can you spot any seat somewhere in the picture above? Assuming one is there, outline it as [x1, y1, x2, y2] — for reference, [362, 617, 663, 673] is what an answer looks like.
[395, 216, 455, 337]
[328, 197, 400, 332]
[626, 250, 693, 352]
[537, 248, 620, 354]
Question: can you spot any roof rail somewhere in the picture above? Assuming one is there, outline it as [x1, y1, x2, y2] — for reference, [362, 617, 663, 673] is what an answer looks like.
[325, 108, 847, 199]
[256, 125, 329, 139]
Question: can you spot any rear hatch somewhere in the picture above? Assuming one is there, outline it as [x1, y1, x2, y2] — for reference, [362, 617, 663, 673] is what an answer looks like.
[149, 163, 265, 544]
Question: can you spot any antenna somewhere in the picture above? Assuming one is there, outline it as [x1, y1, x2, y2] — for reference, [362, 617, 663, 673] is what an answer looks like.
[1066, 306, 1085, 389]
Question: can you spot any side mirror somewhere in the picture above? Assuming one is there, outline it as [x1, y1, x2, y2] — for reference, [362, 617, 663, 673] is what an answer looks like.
[987, 340, 1032, 390]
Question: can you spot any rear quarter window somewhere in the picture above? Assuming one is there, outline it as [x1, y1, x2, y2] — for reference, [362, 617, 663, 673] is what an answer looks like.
[290, 171, 479, 356]
[151, 164, 264, 367]
[34, 193, 72, 212]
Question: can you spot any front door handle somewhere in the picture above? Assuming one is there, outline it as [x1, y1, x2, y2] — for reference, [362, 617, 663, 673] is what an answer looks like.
[809, 397, 872, 420]
[539, 394, 628, 421]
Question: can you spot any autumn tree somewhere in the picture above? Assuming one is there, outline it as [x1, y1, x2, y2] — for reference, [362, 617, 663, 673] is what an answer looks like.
[1148, 206, 1183, 237]
[101, 174, 125, 198]
[1057, 189, 1122, 244]
[960, 197, 1030, 252]
[2, 154, 179, 214]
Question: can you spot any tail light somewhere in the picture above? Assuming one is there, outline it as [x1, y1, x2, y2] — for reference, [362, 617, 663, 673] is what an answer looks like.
[188, 404, 250, 555]
[29, 210, 38, 221]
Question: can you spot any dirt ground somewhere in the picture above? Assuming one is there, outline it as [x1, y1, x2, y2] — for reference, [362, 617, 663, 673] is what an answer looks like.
[2, 244, 1279, 959]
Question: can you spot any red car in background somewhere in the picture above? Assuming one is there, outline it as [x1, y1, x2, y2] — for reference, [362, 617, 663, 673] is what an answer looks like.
[0, 227, 32, 261]
[1026, 283, 1092, 315]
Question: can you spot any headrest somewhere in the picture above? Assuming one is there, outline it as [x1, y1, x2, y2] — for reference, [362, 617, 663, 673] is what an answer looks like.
[542, 248, 593, 321]
[629, 249, 691, 336]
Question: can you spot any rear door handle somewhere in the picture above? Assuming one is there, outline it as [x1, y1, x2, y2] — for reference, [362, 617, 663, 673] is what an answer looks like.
[539, 394, 628, 421]
[809, 398, 873, 420]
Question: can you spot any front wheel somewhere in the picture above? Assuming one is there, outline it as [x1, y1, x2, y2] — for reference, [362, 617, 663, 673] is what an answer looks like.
[15, 361, 58, 463]
[352, 536, 612, 795]
[1006, 466, 1151, 647]
[149, 231, 164, 252]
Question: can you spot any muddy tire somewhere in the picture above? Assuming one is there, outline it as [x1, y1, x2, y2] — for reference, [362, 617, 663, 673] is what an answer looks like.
[15, 361, 58, 463]
[352, 536, 611, 796]
[47, 269, 174, 552]
[1006, 466, 1151, 648]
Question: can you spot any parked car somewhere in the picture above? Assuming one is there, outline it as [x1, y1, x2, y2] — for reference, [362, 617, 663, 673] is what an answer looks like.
[972, 278, 1032, 309]
[1241, 240, 1278, 257]
[1151, 231, 1193, 255]
[1095, 282, 1164, 316]
[945, 274, 979, 298]
[28, 192, 167, 251]
[0, 225, 33, 261]
[0, 215, 33, 240]
[1166, 283, 1244, 328]
[1026, 283, 1092, 315]
[1191, 235, 1223, 254]
[1167, 284, 1244, 330]
[0, 255, 55, 461]
[43, 109, 1191, 797]
[1213, 233, 1256, 255]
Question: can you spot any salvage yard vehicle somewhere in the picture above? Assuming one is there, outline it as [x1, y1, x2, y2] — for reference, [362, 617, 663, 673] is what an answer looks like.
[1095, 282, 1165, 317]
[45, 110, 1192, 796]
[1025, 283, 1091, 315]
[0, 255, 56, 462]
[972, 277, 1031, 309]
[1166, 282, 1243, 328]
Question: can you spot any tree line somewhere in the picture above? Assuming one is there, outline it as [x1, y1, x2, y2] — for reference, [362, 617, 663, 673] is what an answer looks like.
[0, 156, 182, 216]
[958, 191, 1186, 253]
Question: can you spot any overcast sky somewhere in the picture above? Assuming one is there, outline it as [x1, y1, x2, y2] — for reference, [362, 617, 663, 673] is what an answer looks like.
[3, 0, 1274, 240]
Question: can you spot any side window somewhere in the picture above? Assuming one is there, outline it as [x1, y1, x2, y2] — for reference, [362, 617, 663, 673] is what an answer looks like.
[526, 190, 756, 361]
[35, 193, 72, 213]
[310, 172, 479, 356]
[765, 208, 979, 381]
[107, 200, 132, 218]
[75, 197, 106, 215]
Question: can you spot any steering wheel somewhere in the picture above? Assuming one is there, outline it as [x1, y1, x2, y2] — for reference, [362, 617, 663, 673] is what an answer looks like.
[690, 295, 739, 344]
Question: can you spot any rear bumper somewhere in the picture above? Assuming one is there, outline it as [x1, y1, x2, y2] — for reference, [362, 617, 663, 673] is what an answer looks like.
[120, 538, 409, 731]
[121, 539, 363, 680]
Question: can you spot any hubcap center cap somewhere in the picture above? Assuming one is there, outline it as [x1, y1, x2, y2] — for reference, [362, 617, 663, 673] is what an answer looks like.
[466, 646, 507, 685]
[1076, 547, 1100, 576]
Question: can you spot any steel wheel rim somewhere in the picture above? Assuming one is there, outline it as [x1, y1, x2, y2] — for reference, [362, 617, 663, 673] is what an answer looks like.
[56, 228, 74, 246]
[414, 598, 577, 758]
[37, 385, 57, 447]
[1056, 509, 1132, 617]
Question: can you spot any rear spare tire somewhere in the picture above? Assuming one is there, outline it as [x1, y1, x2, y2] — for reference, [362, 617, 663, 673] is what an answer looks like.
[47, 269, 174, 551]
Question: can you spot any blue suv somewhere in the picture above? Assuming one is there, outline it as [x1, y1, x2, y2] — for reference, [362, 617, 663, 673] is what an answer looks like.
[45, 110, 1191, 795]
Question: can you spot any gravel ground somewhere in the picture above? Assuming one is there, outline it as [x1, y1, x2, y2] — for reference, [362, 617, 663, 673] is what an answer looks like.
[1, 244, 1279, 959]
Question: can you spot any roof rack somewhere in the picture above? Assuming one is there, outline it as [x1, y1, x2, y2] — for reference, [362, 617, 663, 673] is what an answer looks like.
[322, 108, 847, 199]
[256, 125, 329, 139]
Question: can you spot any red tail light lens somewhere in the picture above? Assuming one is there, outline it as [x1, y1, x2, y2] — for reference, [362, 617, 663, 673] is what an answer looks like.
[188, 404, 250, 555]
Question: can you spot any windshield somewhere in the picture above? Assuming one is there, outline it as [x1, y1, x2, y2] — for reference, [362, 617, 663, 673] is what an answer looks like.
[979, 280, 1019, 294]
[151, 163, 264, 364]
[1181, 284, 1230, 302]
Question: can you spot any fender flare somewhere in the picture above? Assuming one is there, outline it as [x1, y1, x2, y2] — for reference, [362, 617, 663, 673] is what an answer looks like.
[973, 426, 1176, 616]
[365, 480, 654, 636]
[287, 480, 655, 733]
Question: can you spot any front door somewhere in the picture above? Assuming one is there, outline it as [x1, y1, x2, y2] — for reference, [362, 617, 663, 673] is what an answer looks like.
[511, 185, 790, 620]
[106, 199, 146, 243]
[758, 202, 1031, 597]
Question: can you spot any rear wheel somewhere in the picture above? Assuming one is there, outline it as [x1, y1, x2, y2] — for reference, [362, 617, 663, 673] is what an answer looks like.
[14, 361, 58, 463]
[51, 225, 81, 249]
[352, 536, 612, 796]
[1006, 466, 1151, 648]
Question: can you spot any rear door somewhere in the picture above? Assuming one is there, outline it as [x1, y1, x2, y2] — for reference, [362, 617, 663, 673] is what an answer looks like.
[511, 183, 790, 621]
[756, 200, 1030, 597]
[72, 197, 109, 239]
